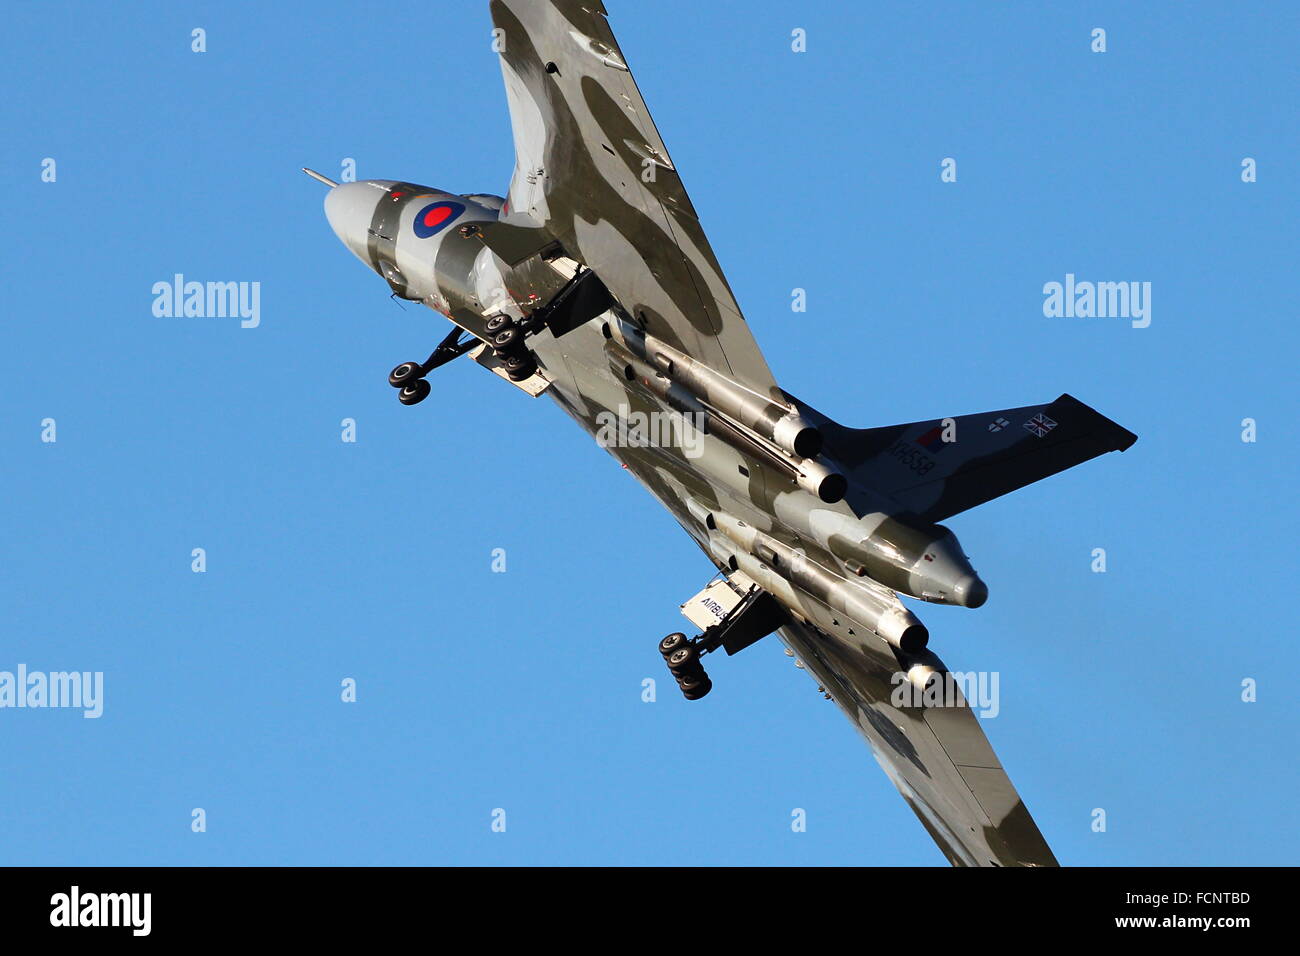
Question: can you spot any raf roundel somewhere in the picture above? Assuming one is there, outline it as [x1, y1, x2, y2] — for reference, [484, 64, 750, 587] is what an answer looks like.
[412, 201, 466, 239]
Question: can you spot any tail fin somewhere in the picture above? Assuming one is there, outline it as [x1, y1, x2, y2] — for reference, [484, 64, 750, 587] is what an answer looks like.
[790, 394, 1136, 522]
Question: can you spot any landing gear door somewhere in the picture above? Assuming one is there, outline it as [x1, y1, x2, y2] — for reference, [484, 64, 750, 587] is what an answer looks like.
[679, 572, 756, 632]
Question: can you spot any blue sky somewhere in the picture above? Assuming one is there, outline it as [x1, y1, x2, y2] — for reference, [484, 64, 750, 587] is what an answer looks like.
[2, 0, 1296, 866]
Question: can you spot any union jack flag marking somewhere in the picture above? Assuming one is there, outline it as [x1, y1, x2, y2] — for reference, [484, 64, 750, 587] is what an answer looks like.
[1023, 413, 1058, 438]
[988, 417, 1011, 433]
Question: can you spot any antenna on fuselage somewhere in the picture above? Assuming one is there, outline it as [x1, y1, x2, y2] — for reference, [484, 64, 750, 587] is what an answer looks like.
[302, 167, 339, 187]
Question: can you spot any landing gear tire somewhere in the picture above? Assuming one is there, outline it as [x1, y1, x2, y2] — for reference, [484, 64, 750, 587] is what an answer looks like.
[682, 679, 713, 701]
[491, 327, 522, 352]
[504, 354, 537, 382]
[389, 361, 425, 388]
[677, 672, 707, 692]
[659, 633, 690, 658]
[666, 646, 700, 676]
[397, 379, 431, 406]
[485, 314, 514, 335]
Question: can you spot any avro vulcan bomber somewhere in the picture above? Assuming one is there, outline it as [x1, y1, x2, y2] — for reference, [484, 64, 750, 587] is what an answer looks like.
[307, 0, 1136, 866]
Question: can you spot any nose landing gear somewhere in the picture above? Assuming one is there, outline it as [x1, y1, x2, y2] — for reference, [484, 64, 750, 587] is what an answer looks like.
[388, 361, 424, 388]
[387, 314, 538, 405]
[386, 324, 493, 406]
[388, 361, 433, 406]
[396, 379, 432, 406]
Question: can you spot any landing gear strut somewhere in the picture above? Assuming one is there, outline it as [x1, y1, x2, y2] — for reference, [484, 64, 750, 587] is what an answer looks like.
[387, 325, 489, 406]
[658, 586, 788, 701]
[388, 311, 539, 405]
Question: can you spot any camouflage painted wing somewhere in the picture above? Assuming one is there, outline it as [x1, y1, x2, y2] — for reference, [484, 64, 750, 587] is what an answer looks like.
[489, 0, 779, 393]
[777, 618, 1059, 866]
[808, 394, 1138, 523]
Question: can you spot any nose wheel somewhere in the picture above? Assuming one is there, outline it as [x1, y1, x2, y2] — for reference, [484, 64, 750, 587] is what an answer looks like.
[397, 379, 431, 406]
[386, 325, 483, 406]
[389, 361, 425, 389]
[388, 315, 538, 405]
[389, 361, 433, 405]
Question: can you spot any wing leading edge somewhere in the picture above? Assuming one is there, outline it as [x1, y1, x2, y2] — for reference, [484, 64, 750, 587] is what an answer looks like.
[489, 0, 779, 394]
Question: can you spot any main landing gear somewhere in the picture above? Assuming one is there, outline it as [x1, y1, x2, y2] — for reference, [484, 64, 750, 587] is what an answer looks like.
[658, 586, 788, 702]
[387, 315, 537, 406]
[659, 632, 713, 700]
[483, 313, 538, 382]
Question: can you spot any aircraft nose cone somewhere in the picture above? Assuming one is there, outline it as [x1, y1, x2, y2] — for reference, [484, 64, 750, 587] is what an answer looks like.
[324, 181, 378, 262]
[952, 575, 989, 609]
